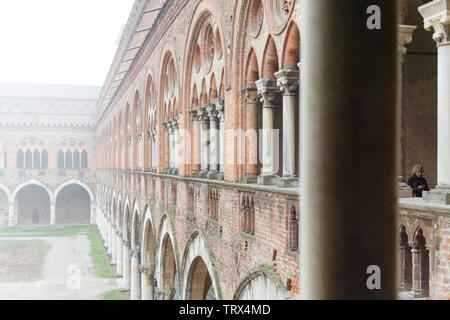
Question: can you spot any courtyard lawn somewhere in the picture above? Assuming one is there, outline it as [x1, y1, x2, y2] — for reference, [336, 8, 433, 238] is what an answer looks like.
[0, 240, 51, 283]
[100, 289, 123, 300]
[86, 226, 117, 278]
[0, 225, 89, 237]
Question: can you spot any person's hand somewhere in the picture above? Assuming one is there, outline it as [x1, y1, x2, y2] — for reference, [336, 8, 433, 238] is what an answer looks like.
[418, 185, 424, 190]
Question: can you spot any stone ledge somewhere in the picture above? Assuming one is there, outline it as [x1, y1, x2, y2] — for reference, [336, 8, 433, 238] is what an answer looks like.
[398, 197, 450, 216]
[102, 169, 300, 196]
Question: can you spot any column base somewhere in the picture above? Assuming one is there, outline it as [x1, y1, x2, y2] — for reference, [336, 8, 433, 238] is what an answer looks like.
[277, 176, 299, 187]
[191, 170, 200, 177]
[258, 175, 277, 185]
[217, 172, 224, 181]
[423, 186, 450, 205]
[244, 174, 258, 184]
[207, 171, 219, 179]
[199, 170, 209, 178]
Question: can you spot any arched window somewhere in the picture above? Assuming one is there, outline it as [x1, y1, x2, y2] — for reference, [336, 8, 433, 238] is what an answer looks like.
[33, 149, 40, 169]
[25, 149, 32, 169]
[81, 150, 88, 169]
[17, 150, 24, 169]
[73, 150, 80, 169]
[65, 150, 73, 169]
[41, 150, 48, 169]
[57, 150, 64, 169]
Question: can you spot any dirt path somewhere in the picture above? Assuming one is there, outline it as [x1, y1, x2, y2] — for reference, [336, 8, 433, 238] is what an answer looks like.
[0, 235, 118, 300]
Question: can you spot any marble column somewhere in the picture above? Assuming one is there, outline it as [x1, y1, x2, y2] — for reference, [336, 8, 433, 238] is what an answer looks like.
[121, 143, 125, 170]
[127, 139, 132, 170]
[189, 109, 202, 175]
[151, 129, 157, 170]
[173, 118, 179, 175]
[136, 133, 143, 170]
[8, 201, 15, 226]
[122, 242, 131, 290]
[198, 107, 210, 178]
[207, 103, 220, 179]
[50, 201, 56, 225]
[141, 264, 155, 300]
[275, 69, 300, 187]
[216, 98, 225, 180]
[116, 231, 123, 275]
[300, 1, 397, 299]
[419, 0, 450, 204]
[397, 25, 417, 196]
[255, 78, 280, 185]
[130, 251, 142, 300]
[243, 88, 259, 183]
[111, 226, 117, 264]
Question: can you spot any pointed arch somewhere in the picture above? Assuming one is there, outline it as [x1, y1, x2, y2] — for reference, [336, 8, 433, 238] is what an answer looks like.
[261, 36, 279, 78]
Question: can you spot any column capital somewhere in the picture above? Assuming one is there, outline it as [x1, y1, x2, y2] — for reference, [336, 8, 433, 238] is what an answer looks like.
[135, 133, 143, 142]
[206, 103, 218, 120]
[189, 108, 200, 121]
[275, 69, 300, 95]
[255, 78, 279, 108]
[419, 0, 450, 46]
[398, 25, 417, 62]
[197, 106, 209, 122]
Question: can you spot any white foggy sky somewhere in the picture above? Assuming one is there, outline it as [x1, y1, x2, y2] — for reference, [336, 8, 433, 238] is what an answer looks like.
[0, 0, 135, 86]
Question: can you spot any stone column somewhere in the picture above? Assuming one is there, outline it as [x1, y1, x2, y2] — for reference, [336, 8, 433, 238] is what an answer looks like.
[90, 202, 96, 225]
[216, 98, 225, 180]
[116, 231, 123, 275]
[411, 241, 429, 297]
[151, 129, 157, 170]
[107, 219, 112, 255]
[173, 118, 179, 175]
[198, 107, 210, 178]
[419, 0, 450, 204]
[8, 201, 15, 226]
[189, 109, 202, 175]
[255, 78, 279, 185]
[136, 133, 143, 170]
[300, 1, 397, 299]
[141, 264, 155, 300]
[207, 103, 219, 179]
[50, 201, 56, 226]
[168, 120, 174, 172]
[275, 69, 300, 187]
[121, 143, 125, 169]
[398, 243, 412, 291]
[397, 25, 417, 196]
[130, 251, 142, 300]
[243, 88, 259, 183]
[127, 139, 132, 170]
[122, 242, 131, 290]
[111, 226, 117, 264]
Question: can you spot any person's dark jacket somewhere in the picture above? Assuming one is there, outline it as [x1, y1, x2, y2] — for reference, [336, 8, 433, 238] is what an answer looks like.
[407, 174, 429, 197]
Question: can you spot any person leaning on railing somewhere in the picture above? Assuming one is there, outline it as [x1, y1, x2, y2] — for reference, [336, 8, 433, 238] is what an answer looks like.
[407, 164, 429, 198]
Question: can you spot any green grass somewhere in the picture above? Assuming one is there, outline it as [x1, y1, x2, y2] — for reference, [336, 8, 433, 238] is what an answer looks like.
[0, 226, 89, 237]
[86, 226, 117, 278]
[100, 289, 123, 300]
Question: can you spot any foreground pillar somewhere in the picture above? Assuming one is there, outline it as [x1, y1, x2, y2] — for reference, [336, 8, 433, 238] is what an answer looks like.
[419, 0, 450, 203]
[130, 252, 142, 300]
[300, 0, 397, 299]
